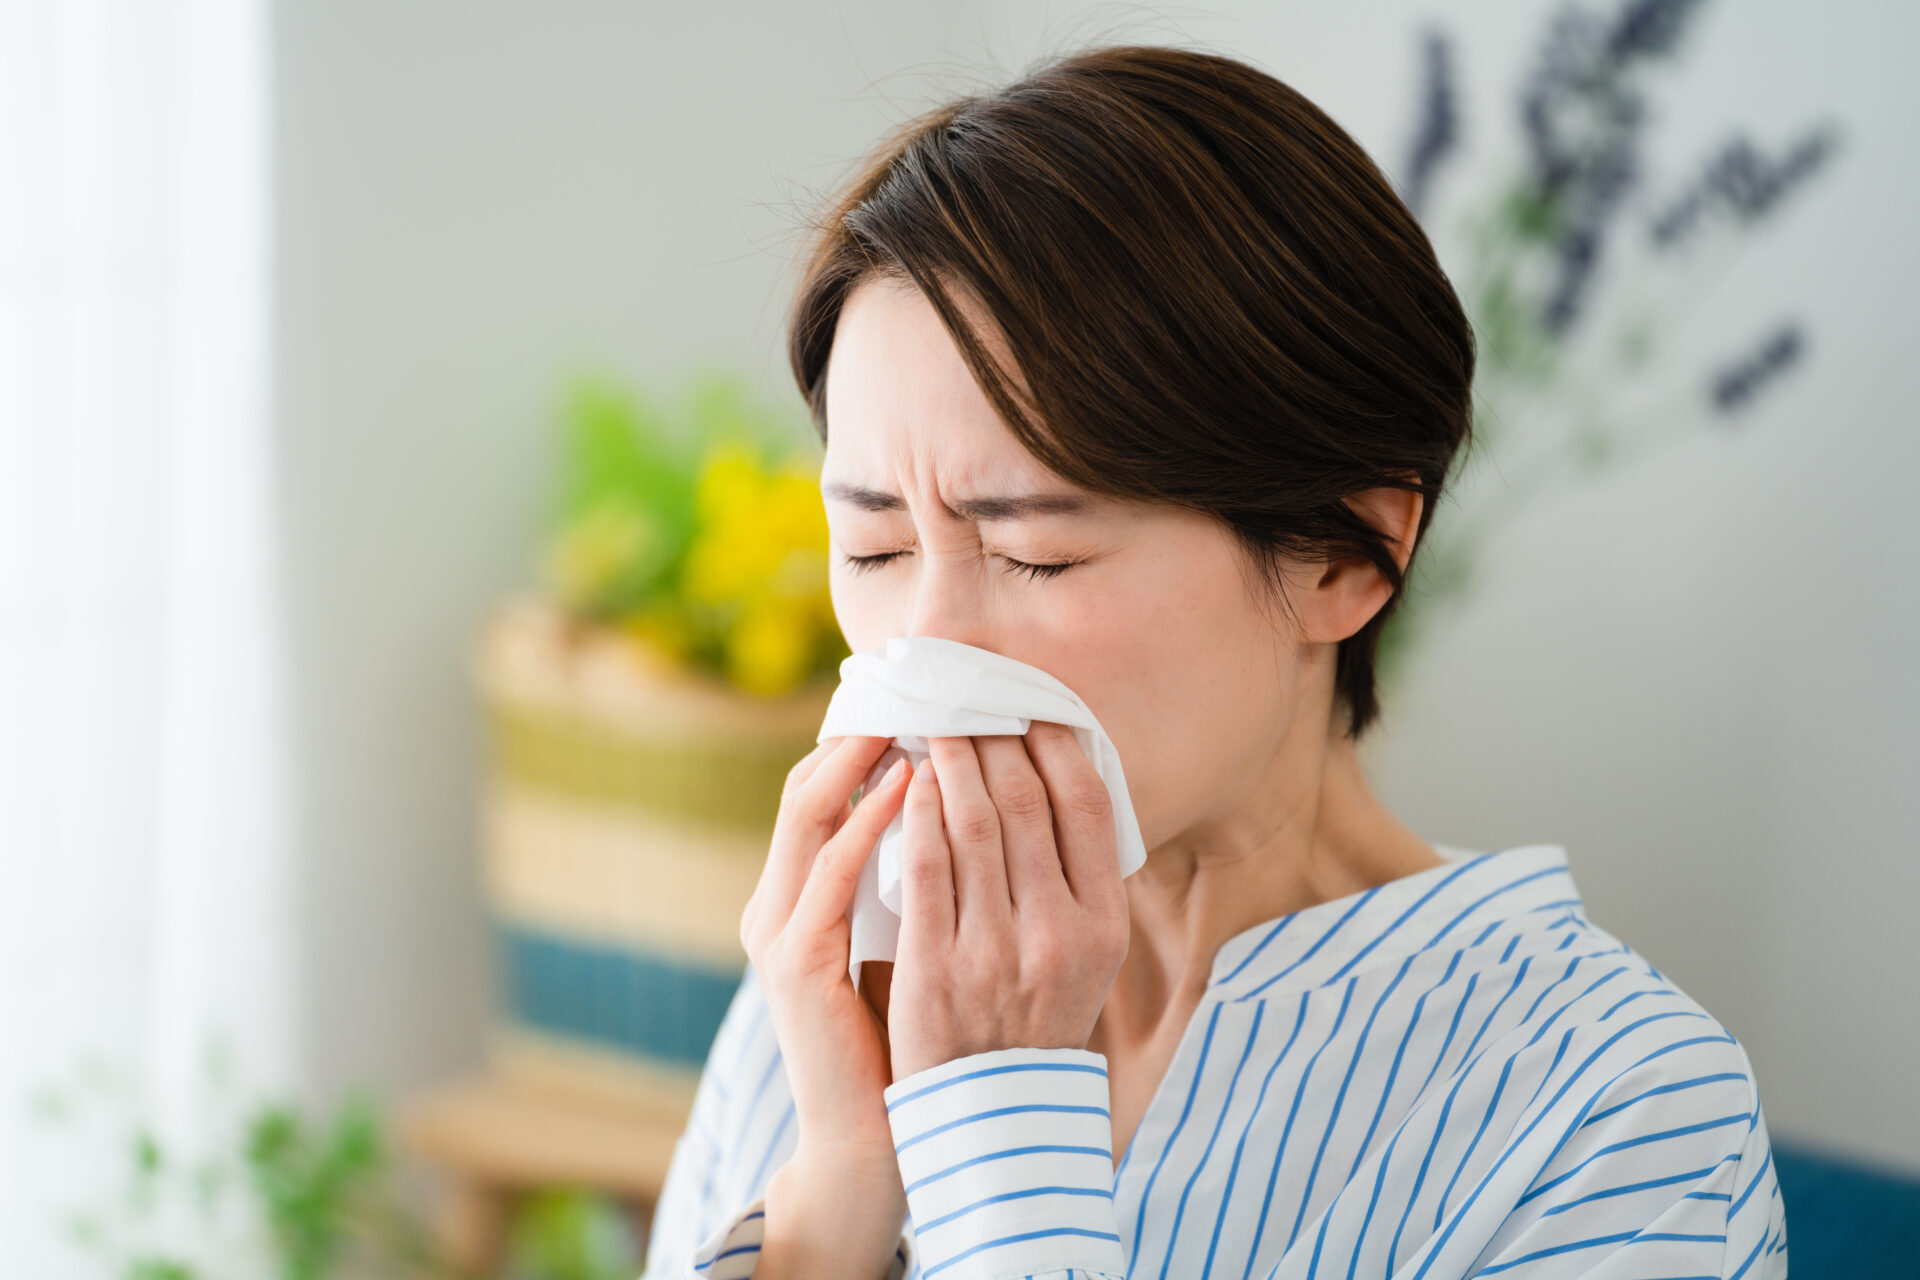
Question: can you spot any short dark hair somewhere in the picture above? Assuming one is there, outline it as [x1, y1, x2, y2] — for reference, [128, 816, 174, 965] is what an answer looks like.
[786, 42, 1475, 742]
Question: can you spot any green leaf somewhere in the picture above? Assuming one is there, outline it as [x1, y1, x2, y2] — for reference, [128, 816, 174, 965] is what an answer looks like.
[504, 1187, 640, 1280]
[543, 372, 702, 619]
[1501, 179, 1563, 244]
[136, 1129, 163, 1176]
[126, 1258, 200, 1280]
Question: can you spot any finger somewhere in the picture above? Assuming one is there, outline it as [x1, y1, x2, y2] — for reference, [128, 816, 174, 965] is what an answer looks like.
[928, 736, 1011, 929]
[976, 733, 1067, 912]
[1024, 721, 1124, 913]
[754, 736, 895, 937]
[786, 737, 840, 797]
[791, 753, 913, 940]
[741, 739, 838, 941]
[898, 755, 954, 946]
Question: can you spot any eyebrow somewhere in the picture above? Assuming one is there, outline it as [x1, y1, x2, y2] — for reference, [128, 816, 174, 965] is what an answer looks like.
[822, 480, 1094, 522]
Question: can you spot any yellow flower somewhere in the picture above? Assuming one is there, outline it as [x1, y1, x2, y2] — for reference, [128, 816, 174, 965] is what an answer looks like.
[761, 466, 829, 548]
[684, 522, 780, 605]
[726, 592, 818, 697]
[543, 498, 656, 611]
[765, 544, 828, 600]
[694, 441, 767, 532]
[621, 607, 693, 666]
[677, 438, 838, 692]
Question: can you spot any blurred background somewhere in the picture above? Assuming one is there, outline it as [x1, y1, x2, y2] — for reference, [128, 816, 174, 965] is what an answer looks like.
[3, 0, 1914, 1276]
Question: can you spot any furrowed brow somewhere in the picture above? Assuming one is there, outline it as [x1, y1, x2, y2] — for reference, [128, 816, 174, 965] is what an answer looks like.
[822, 481, 1092, 522]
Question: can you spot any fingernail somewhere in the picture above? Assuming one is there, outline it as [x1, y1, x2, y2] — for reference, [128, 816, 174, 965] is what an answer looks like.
[886, 758, 910, 786]
[917, 757, 936, 785]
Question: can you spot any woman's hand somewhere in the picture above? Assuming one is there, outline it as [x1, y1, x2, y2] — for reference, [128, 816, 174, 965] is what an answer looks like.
[739, 735, 913, 1171]
[883, 721, 1131, 1082]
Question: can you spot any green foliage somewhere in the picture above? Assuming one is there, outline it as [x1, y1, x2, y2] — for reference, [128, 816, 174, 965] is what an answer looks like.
[242, 1095, 393, 1280]
[31, 1043, 652, 1280]
[128, 1261, 200, 1280]
[502, 1188, 639, 1280]
[1378, 7, 1839, 692]
[537, 364, 848, 697]
[542, 365, 813, 626]
[545, 375, 700, 623]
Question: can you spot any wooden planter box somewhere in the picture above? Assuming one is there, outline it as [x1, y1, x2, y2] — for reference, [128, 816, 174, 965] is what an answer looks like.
[471, 594, 834, 1120]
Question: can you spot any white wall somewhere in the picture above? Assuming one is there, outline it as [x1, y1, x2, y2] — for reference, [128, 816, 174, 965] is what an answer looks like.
[1240, 0, 1920, 1171]
[274, 0, 1919, 1169]
[271, 0, 996, 1100]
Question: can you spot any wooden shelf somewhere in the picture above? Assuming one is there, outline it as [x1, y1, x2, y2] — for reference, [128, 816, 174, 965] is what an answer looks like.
[396, 1072, 693, 1273]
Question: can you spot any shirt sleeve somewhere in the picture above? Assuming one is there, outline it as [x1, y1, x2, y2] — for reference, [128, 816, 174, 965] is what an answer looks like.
[637, 969, 756, 1278]
[1461, 1028, 1788, 1279]
[675, 1193, 914, 1279]
[882, 1045, 1128, 1280]
[640, 965, 916, 1279]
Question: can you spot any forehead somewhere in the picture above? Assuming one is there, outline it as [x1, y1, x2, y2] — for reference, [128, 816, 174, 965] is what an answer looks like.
[822, 276, 1053, 488]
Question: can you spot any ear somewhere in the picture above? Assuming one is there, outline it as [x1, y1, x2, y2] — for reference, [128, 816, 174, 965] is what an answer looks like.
[1297, 483, 1424, 645]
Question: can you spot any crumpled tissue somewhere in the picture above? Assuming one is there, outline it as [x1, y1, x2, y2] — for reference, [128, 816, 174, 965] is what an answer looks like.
[812, 634, 1147, 991]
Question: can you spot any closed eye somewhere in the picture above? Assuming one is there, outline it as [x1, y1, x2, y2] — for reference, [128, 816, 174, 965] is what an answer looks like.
[837, 550, 1078, 581]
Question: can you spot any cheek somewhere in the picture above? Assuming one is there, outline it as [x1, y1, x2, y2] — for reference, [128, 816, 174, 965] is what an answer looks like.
[1087, 649, 1268, 852]
[1039, 545, 1286, 849]
[827, 569, 888, 654]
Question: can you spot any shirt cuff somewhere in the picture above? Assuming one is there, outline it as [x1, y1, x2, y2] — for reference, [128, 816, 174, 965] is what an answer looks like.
[884, 1046, 1125, 1280]
[685, 1196, 766, 1279]
[682, 1192, 913, 1279]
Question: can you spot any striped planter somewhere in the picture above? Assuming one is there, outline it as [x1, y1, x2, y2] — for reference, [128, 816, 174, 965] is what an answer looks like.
[473, 594, 834, 1120]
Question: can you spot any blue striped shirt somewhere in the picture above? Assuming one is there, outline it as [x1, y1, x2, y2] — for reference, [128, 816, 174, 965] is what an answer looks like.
[642, 843, 1788, 1278]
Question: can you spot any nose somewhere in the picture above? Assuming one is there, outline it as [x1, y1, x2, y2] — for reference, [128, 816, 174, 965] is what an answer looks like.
[899, 545, 995, 651]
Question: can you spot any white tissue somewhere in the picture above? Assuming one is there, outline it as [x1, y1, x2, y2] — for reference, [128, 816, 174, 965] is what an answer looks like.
[812, 635, 1148, 991]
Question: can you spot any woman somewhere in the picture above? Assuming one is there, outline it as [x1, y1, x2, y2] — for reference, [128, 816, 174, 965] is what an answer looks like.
[643, 43, 1786, 1280]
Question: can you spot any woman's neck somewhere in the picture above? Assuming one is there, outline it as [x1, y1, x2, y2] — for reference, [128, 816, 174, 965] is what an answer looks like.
[1100, 716, 1443, 1044]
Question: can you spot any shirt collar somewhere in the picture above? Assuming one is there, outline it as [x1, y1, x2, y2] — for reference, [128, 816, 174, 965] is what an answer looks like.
[1206, 843, 1582, 1003]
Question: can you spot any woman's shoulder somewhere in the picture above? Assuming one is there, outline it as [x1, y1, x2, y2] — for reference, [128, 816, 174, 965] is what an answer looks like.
[1449, 922, 1786, 1274]
[1562, 918, 1756, 1074]
[1400, 896, 1771, 1207]
[1471, 909, 1764, 1117]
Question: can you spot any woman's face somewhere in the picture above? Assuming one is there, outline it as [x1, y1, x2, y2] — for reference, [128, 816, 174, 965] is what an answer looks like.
[820, 275, 1332, 853]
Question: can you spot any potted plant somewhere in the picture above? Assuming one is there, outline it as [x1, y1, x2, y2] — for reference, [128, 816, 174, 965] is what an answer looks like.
[473, 367, 846, 1119]
[1373, 0, 1839, 698]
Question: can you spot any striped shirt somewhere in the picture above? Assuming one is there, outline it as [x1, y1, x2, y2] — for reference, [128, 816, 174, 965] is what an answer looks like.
[642, 842, 1789, 1279]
